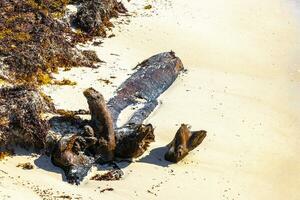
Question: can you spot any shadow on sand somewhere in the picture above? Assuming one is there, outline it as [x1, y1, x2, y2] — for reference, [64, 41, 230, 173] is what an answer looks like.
[31, 146, 172, 184]
[34, 155, 67, 182]
[137, 146, 172, 167]
[11, 148, 68, 182]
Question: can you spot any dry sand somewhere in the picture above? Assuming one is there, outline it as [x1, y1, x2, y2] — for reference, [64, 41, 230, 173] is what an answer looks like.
[1, 0, 300, 199]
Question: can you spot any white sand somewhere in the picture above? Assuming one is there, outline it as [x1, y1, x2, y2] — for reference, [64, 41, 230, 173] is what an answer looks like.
[1, 0, 300, 199]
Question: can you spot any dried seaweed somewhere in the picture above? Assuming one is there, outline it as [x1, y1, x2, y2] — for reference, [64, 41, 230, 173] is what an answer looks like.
[53, 79, 77, 86]
[16, 162, 34, 169]
[0, 0, 101, 84]
[0, 85, 55, 150]
[0, 151, 10, 160]
[72, 0, 127, 37]
[100, 188, 114, 193]
[90, 169, 123, 181]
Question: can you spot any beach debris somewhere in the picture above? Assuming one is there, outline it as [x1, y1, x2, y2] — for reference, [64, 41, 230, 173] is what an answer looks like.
[0, 151, 10, 160]
[98, 78, 113, 85]
[165, 124, 207, 163]
[55, 109, 90, 118]
[100, 187, 114, 193]
[50, 52, 185, 184]
[0, 169, 8, 174]
[0, 85, 54, 150]
[108, 34, 116, 38]
[93, 41, 103, 46]
[114, 123, 155, 158]
[147, 189, 157, 196]
[82, 50, 103, 64]
[17, 162, 34, 170]
[53, 79, 77, 86]
[84, 52, 184, 158]
[72, 0, 127, 36]
[51, 133, 95, 185]
[45, 131, 62, 156]
[53, 195, 72, 200]
[144, 5, 153, 10]
[91, 169, 124, 181]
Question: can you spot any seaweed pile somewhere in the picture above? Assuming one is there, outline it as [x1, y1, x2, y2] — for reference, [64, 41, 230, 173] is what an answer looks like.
[0, 85, 54, 150]
[0, 0, 126, 84]
[73, 0, 127, 37]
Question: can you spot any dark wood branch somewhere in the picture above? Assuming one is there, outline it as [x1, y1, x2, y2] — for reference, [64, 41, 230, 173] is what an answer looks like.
[83, 88, 115, 162]
[164, 124, 207, 163]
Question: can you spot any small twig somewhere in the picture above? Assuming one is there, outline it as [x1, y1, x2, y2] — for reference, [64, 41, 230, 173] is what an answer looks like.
[0, 169, 8, 174]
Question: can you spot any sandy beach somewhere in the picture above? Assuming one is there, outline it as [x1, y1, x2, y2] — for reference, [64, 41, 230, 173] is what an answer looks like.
[1, 0, 300, 199]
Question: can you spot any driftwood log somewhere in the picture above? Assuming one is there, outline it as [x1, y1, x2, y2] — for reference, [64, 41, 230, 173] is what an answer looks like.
[51, 52, 183, 183]
[51, 52, 206, 184]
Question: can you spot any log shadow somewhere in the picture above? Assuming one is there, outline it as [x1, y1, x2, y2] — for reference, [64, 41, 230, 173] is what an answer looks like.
[137, 146, 172, 167]
[34, 155, 67, 182]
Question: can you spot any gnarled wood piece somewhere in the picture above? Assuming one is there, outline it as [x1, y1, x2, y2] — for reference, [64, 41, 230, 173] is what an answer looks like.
[83, 88, 155, 159]
[83, 88, 115, 162]
[164, 124, 207, 163]
[115, 123, 155, 158]
[51, 134, 94, 185]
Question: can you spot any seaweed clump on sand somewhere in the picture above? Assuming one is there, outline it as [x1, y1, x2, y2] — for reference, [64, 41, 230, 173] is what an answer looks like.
[0, 85, 55, 150]
[72, 0, 127, 37]
[0, 0, 102, 84]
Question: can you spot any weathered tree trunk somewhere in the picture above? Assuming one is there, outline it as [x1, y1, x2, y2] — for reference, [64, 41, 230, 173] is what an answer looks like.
[51, 134, 94, 185]
[108, 51, 184, 127]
